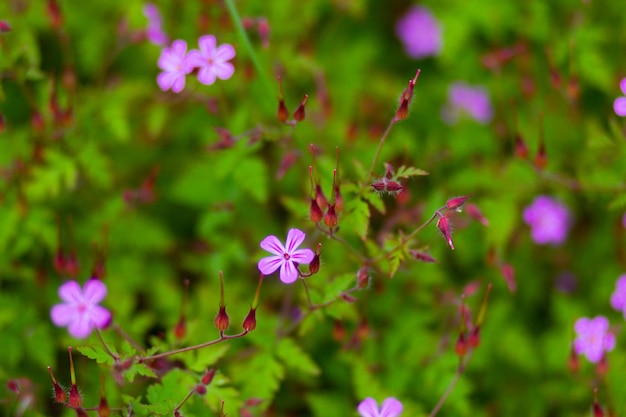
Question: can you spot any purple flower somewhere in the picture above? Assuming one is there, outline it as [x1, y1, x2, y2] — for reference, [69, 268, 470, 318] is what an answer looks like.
[613, 78, 626, 117]
[50, 279, 111, 339]
[610, 274, 626, 319]
[157, 40, 194, 93]
[395, 6, 442, 59]
[143, 3, 168, 46]
[441, 82, 493, 124]
[573, 316, 615, 363]
[358, 397, 403, 417]
[522, 195, 571, 245]
[186, 35, 235, 85]
[258, 228, 314, 284]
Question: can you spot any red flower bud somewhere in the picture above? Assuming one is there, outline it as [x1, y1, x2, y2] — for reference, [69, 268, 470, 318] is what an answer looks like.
[323, 204, 338, 228]
[514, 133, 528, 159]
[214, 306, 229, 333]
[500, 263, 516, 293]
[69, 384, 82, 407]
[201, 368, 216, 386]
[436, 216, 454, 250]
[466, 203, 489, 226]
[293, 94, 308, 122]
[356, 266, 370, 288]
[446, 196, 470, 211]
[242, 308, 257, 332]
[309, 198, 323, 223]
[409, 250, 437, 263]
[0, 21, 11, 33]
[333, 185, 343, 213]
[455, 332, 468, 357]
[195, 384, 207, 395]
[174, 315, 186, 340]
[98, 396, 111, 417]
[315, 184, 328, 210]
[468, 326, 480, 348]
[393, 69, 420, 123]
[309, 252, 320, 275]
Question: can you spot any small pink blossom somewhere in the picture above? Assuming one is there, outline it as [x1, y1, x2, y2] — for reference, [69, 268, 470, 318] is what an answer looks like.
[258, 228, 314, 284]
[143, 3, 168, 46]
[358, 397, 403, 417]
[186, 35, 235, 85]
[613, 78, 626, 117]
[442, 82, 493, 124]
[50, 279, 111, 339]
[573, 316, 615, 364]
[522, 195, 571, 245]
[610, 274, 626, 319]
[157, 40, 194, 93]
[395, 6, 442, 59]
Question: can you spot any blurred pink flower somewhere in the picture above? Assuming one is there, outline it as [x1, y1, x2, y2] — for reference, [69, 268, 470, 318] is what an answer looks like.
[395, 6, 442, 59]
[157, 40, 194, 93]
[187, 35, 235, 85]
[573, 316, 615, 363]
[143, 3, 168, 46]
[358, 397, 403, 417]
[610, 274, 626, 318]
[258, 228, 314, 284]
[613, 78, 626, 117]
[51, 279, 111, 339]
[441, 82, 493, 124]
[522, 195, 571, 245]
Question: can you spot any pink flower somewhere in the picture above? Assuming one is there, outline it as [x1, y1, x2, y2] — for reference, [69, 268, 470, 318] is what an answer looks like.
[358, 397, 403, 417]
[522, 195, 571, 245]
[258, 228, 314, 284]
[610, 274, 626, 319]
[157, 40, 194, 93]
[573, 316, 615, 364]
[613, 78, 626, 117]
[186, 35, 235, 85]
[50, 279, 111, 339]
[143, 3, 168, 46]
[441, 82, 493, 124]
[395, 6, 442, 59]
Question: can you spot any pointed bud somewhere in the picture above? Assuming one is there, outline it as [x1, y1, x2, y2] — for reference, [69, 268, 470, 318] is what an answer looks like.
[356, 265, 370, 289]
[455, 332, 468, 357]
[466, 203, 489, 226]
[341, 293, 357, 303]
[309, 243, 321, 275]
[242, 308, 257, 332]
[215, 306, 229, 333]
[201, 368, 216, 386]
[514, 133, 528, 159]
[47, 366, 66, 403]
[323, 204, 338, 228]
[436, 215, 454, 250]
[276, 77, 289, 123]
[0, 21, 11, 33]
[393, 69, 420, 123]
[98, 396, 110, 417]
[409, 250, 437, 263]
[31, 111, 45, 132]
[593, 400, 604, 417]
[309, 198, 323, 223]
[315, 184, 328, 210]
[195, 384, 207, 396]
[68, 347, 82, 407]
[174, 315, 186, 340]
[293, 94, 308, 122]
[53, 249, 66, 275]
[446, 196, 470, 211]
[500, 263, 516, 293]
[258, 18, 270, 49]
[468, 326, 480, 348]
[47, 0, 63, 28]
[333, 185, 343, 213]
[65, 251, 80, 277]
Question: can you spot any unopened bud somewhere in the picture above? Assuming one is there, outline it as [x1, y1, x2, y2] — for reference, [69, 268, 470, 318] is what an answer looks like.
[98, 396, 111, 417]
[333, 185, 343, 213]
[436, 216, 454, 250]
[514, 134, 528, 159]
[47, 0, 63, 28]
[0, 112, 5, 133]
[69, 384, 82, 407]
[195, 384, 207, 396]
[0, 21, 11, 33]
[409, 250, 437, 263]
[534, 141, 547, 170]
[32, 111, 45, 132]
[201, 368, 216, 386]
[594, 402, 605, 417]
[500, 263, 516, 293]
[309, 253, 320, 275]
[258, 18, 270, 48]
[214, 306, 229, 333]
[356, 266, 370, 288]
[174, 315, 186, 340]
[309, 198, 323, 223]
[47, 366, 67, 403]
[315, 184, 328, 210]
[242, 308, 257, 332]
[466, 203, 489, 226]
[293, 94, 308, 122]
[323, 204, 338, 228]
[455, 332, 468, 357]
[393, 69, 420, 123]
[446, 196, 470, 211]
[468, 326, 480, 348]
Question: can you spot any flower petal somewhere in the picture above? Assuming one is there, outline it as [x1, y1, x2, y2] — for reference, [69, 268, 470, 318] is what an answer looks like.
[51, 304, 75, 326]
[285, 228, 306, 253]
[197, 66, 218, 85]
[357, 397, 379, 417]
[614, 97, 626, 117]
[291, 248, 314, 264]
[260, 235, 285, 256]
[380, 397, 403, 417]
[157, 71, 176, 91]
[89, 305, 112, 328]
[171, 40, 188, 57]
[198, 35, 217, 56]
[67, 313, 92, 339]
[58, 281, 83, 303]
[83, 279, 107, 304]
[279, 261, 299, 284]
[171, 74, 186, 93]
[258, 255, 284, 275]
[620, 78, 626, 96]
[215, 44, 236, 61]
[214, 62, 235, 81]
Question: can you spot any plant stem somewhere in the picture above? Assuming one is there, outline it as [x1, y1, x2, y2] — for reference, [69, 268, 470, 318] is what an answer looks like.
[365, 119, 396, 185]
[137, 331, 248, 362]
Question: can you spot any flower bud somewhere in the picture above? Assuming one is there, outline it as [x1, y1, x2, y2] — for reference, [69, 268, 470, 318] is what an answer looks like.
[47, 0, 63, 28]
[0, 112, 5, 133]
[98, 396, 111, 417]
[69, 384, 82, 407]
[446, 196, 470, 211]
[468, 326, 480, 348]
[409, 250, 437, 263]
[214, 306, 229, 333]
[174, 315, 186, 340]
[293, 94, 308, 122]
[514, 133, 528, 159]
[500, 263, 516, 293]
[47, 366, 66, 403]
[0, 21, 11, 33]
[333, 185, 343, 213]
[356, 266, 370, 289]
[242, 307, 257, 332]
[466, 203, 489, 226]
[309, 198, 323, 223]
[436, 215, 454, 250]
[393, 69, 420, 123]
[195, 384, 207, 396]
[455, 332, 468, 357]
[201, 368, 216, 386]
[323, 204, 338, 228]
[315, 184, 328, 210]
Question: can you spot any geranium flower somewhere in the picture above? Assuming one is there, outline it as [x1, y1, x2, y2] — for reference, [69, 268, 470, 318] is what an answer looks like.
[50, 279, 111, 339]
[610, 274, 626, 319]
[358, 397, 403, 417]
[573, 316, 615, 364]
[395, 6, 442, 59]
[613, 78, 626, 117]
[258, 228, 314, 284]
[157, 40, 194, 93]
[186, 35, 235, 85]
[522, 195, 571, 245]
[441, 82, 493, 124]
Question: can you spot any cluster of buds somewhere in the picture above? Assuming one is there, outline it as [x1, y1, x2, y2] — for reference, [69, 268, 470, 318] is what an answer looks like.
[308, 147, 343, 230]
[371, 163, 406, 197]
[434, 195, 489, 251]
[214, 272, 263, 335]
[276, 77, 308, 126]
[454, 284, 491, 359]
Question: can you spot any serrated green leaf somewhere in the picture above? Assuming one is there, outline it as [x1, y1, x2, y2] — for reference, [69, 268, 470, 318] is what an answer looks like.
[233, 349, 285, 408]
[342, 197, 370, 240]
[183, 344, 230, 372]
[76, 345, 115, 365]
[23, 149, 78, 201]
[146, 368, 194, 413]
[361, 188, 386, 214]
[395, 165, 429, 178]
[125, 362, 157, 383]
[276, 338, 320, 377]
[234, 157, 269, 203]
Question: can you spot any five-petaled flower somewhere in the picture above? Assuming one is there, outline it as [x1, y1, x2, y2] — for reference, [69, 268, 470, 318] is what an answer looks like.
[522, 195, 571, 245]
[395, 6, 442, 60]
[613, 78, 626, 117]
[258, 228, 314, 284]
[157, 40, 194, 93]
[610, 274, 626, 319]
[358, 397, 403, 417]
[186, 35, 236, 86]
[573, 316, 615, 364]
[441, 82, 493, 125]
[50, 279, 111, 339]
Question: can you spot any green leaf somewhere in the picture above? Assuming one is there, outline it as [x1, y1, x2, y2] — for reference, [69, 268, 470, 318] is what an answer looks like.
[76, 345, 115, 366]
[233, 157, 269, 203]
[125, 362, 157, 383]
[23, 149, 78, 201]
[341, 197, 370, 240]
[205, 372, 241, 416]
[145, 368, 194, 414]
[233, 349, 285, 407]
[395, 165, 429, 178]
[276, 338, 320, 377]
